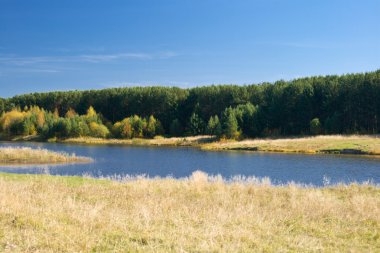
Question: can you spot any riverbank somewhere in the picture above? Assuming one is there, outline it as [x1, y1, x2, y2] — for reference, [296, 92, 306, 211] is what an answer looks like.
[0, 147, 93, 165]
[63, 135, 380, 156]
[60, 135, 215, 146]
[0, 171, 378, 252]
[3, 134, 380, 156]
[202, 135, 380, 155]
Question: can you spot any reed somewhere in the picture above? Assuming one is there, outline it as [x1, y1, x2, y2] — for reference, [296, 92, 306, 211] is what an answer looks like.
[0, 147, 93, 164]
[0, 171, 378, 252]
[62, 135, 215, 146]
[62, 135, 380, 156]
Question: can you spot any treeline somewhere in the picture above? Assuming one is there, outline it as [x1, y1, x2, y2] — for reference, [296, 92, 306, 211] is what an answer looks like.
[1, 69, 380, 139]
[0, 106, 164, 140]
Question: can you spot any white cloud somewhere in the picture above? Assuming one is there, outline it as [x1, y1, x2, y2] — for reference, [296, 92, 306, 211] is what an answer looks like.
[0, 51, 178, 66]
[0, 68, 61, 75]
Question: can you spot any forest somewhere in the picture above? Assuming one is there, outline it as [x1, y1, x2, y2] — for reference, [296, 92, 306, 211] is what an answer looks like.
[0, 69, 379, 140]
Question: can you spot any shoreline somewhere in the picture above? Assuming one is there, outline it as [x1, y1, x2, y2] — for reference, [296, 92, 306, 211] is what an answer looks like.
[2, 134, 380, 156]
[58, 135, 215, 147]
[201, 135, 380, 156]
[46, 134, 380, 157]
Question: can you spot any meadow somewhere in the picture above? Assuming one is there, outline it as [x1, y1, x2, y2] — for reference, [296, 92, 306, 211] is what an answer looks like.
[0, 171, 378, 252]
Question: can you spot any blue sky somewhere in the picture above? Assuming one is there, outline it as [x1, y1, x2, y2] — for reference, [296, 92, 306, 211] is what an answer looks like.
[0, 0, 379, 97]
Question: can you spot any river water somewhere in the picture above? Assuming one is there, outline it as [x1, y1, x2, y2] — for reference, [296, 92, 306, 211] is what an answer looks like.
[0, 142, 379, 186]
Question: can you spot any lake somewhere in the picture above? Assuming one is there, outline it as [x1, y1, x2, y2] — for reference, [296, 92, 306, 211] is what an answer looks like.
[0, 141, 379, 186]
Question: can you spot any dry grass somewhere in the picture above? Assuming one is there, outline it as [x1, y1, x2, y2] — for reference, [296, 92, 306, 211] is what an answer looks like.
[0, 147, 93, 165]
[62, 135, 215, 147]
[0, 171, 379, 252]
[202, 135, 380, 155]
[63, 135, 380, 156]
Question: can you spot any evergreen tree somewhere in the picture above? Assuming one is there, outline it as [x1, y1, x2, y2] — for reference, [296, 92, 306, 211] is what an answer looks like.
[222, 108, 240, 139]
[189, 113, 205, 135]
[170, 119, 183, 136]
[206, 116, 215, 135]
[207, 115, 222, 136]
[324, 113, 342, 134]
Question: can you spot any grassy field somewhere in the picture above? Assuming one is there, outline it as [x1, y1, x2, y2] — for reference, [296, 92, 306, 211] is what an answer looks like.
[202, 135, 380, 155]
[0, 171, 378, 252]
[0, 147, 93, 165]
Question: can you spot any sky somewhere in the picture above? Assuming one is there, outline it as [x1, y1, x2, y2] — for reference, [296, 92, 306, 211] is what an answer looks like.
[0, 0, 379, 97]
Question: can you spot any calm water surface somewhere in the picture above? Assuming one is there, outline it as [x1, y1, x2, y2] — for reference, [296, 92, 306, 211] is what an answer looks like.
[0, 141, 379, 186]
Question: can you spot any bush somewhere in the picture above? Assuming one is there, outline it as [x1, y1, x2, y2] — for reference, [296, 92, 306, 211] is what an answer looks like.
[89, 122, 110, 138]
[53, 118, 72, 138]
[0, 110, 26, 135]
[145, 115, 157, 138]
[310, 118, 322, 135]
[130, 115, 144, 138]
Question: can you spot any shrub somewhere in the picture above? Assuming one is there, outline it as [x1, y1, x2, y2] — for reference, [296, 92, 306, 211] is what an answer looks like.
[89, 122, 110, 138]
[130, 115, 144, 138]
[310, 118, 322, 135]
[0, 110, 26, 135]
[145, 115, 157, 138]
